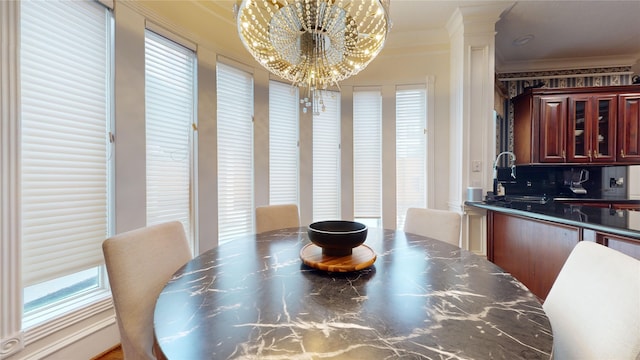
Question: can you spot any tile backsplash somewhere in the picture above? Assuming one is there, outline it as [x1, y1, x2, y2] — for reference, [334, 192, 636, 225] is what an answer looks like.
[498, 165, 628, 199]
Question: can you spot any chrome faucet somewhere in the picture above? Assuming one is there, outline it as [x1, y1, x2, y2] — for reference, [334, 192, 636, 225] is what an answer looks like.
[492, 151, 516, 195]
[493, 151, 517, 179]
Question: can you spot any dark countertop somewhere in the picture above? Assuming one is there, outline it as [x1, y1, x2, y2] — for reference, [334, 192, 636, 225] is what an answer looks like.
[466, 199, 640, 240]
[154, 228, 552, 359]
[552, 197, 640, 205]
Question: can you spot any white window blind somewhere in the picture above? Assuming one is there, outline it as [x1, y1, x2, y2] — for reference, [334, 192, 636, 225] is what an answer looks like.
[353, 89, 382, 220]
[217, 62, 254, 242]
[396, 86, 427, 229]
[20, 0, 111, 287]
[269, 81, 299, 205]
[313, 91, 341, 221]
[145, 30, 195, 241]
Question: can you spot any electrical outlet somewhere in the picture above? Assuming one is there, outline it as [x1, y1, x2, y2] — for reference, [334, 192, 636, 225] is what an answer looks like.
[610, 177, 624, 188]
[472, 160, 482, 172]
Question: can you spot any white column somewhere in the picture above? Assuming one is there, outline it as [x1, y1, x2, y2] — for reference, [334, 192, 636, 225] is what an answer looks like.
[446, 3, 512, 252]
[341, 85, 354, 220]
[196, 46, 219, 253]
[381, 85, 396, 230]
[114, 3, 147, 233]
[299, 101, 313, 226]
[0, 2, 24, 357]
[253, 70, 270, 208]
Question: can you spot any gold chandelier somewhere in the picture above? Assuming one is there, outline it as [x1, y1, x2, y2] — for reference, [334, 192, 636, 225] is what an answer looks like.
[235, 0, 391, 113]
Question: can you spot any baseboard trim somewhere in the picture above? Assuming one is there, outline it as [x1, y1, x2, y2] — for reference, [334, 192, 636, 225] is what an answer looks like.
[22, 316, 116, 360]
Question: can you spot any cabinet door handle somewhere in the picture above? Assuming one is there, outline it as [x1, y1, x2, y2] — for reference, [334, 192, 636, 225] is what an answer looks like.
[621, 149, 626, 158]
[562, 150, 566, 159]
[588, 149, 592, 160]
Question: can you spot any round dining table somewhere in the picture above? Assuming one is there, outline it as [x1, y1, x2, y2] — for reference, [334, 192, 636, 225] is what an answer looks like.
[154, 227, 553, 359]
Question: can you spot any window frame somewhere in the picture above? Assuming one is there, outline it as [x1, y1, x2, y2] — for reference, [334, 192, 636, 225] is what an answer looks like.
[216, 59, 255, 243]
[0, 0, 115, 352]
[353, 88, 383, 226]
[395, 85, 428, 229]
[144, 28, 197, 249]
[312, 90, 342, 222]
[268, 80, 300, 206]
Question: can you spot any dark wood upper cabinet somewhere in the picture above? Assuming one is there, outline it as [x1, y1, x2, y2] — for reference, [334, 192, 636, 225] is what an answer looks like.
[513, 86, 640, 165]
[618, 93, 640, 163]
[539, 96, 567, 162]
[567, 94, 616, 163]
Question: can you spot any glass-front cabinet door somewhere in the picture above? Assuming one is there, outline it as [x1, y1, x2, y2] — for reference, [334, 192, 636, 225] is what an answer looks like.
[593, 95, 617, 162]
[568, 96, 590, 162]
[568, 94, 616, 163]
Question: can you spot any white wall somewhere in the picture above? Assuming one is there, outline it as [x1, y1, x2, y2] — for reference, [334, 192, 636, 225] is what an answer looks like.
[4, 1, 453, 358]
[347, 50, 452, 213]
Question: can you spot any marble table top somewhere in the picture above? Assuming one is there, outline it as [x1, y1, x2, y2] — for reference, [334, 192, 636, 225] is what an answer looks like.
[154, 227, 553, 359]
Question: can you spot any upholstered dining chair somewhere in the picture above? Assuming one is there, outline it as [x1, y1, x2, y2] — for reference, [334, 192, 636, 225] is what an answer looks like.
[102, 221, 192, 360]
[543, 241, 640, 360]
[403, 207, 462, 246]
[255, 204, 300, 233]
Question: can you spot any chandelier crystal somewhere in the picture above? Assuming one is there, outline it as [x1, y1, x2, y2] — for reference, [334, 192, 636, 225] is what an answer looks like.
[235, 0, 391, 114]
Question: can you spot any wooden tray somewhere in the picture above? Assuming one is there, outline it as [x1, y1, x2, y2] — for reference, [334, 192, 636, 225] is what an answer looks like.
[300, 243, 376, 272]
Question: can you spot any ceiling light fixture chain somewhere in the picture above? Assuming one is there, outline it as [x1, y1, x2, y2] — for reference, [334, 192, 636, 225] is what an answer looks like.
[235, 0, 391, 114]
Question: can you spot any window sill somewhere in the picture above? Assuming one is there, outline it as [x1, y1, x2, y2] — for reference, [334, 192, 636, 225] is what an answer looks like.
[24, 291, 113, 345]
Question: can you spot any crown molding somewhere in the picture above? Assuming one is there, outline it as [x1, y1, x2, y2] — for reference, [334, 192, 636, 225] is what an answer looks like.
[497, 53, 640, 74]
[446, 2, 513, 37]
[119, 0, 249, 62]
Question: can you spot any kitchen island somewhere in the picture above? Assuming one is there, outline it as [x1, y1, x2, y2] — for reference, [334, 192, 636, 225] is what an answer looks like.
[467, 199, 640, 300]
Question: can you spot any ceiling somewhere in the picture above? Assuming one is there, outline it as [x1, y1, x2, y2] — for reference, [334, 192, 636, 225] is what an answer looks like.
[387, 0, 640, 73]
[139, 0, 640, 74]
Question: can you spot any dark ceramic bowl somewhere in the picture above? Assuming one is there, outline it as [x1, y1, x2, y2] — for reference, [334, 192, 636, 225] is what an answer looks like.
[307, 220, 368, 256]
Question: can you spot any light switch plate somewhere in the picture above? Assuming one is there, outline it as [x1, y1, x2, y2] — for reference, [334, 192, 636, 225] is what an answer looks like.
[472, 160, 482, 172]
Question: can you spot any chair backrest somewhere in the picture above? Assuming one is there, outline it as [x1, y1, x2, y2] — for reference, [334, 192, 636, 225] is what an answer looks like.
[255, 204, 300, 233]
[103, 221, 192, 360]
[543, 241, 640, 359]
[403, 207, 461, 246]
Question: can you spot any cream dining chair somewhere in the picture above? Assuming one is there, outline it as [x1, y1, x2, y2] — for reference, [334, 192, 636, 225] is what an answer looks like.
[102, 221, 192, 360]
[255, 204, 300, 233]
[403, 207, 462, 246]
[543, 241, 640, 360]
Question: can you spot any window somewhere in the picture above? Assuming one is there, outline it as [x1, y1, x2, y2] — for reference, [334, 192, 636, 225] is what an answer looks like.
[313, 91, 341, 221]
[269, 81, 299, 205]
[396, 86, 427, 229]
[20, 0, 112, 326]
[145, 29, 196, 243]
[353, 89, 382, 228]
[217, 62, 254, 243]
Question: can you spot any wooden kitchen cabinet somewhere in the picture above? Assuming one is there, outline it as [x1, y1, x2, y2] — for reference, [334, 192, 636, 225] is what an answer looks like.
[618, 93, 640, 162]
[539, 96, 567, 162]
[567, 94, 617, 163]
[487, 211, 579, 301]
[583, 228, 640, 260]
[513, 85, 640, 165]
[487, 208, 640, 301]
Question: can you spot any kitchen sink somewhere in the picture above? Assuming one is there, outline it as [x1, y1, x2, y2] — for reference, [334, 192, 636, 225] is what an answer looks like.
[504, 195, 550, 204]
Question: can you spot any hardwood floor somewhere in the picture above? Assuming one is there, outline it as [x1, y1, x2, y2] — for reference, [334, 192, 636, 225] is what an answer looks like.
[91, 344, 123, 360]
